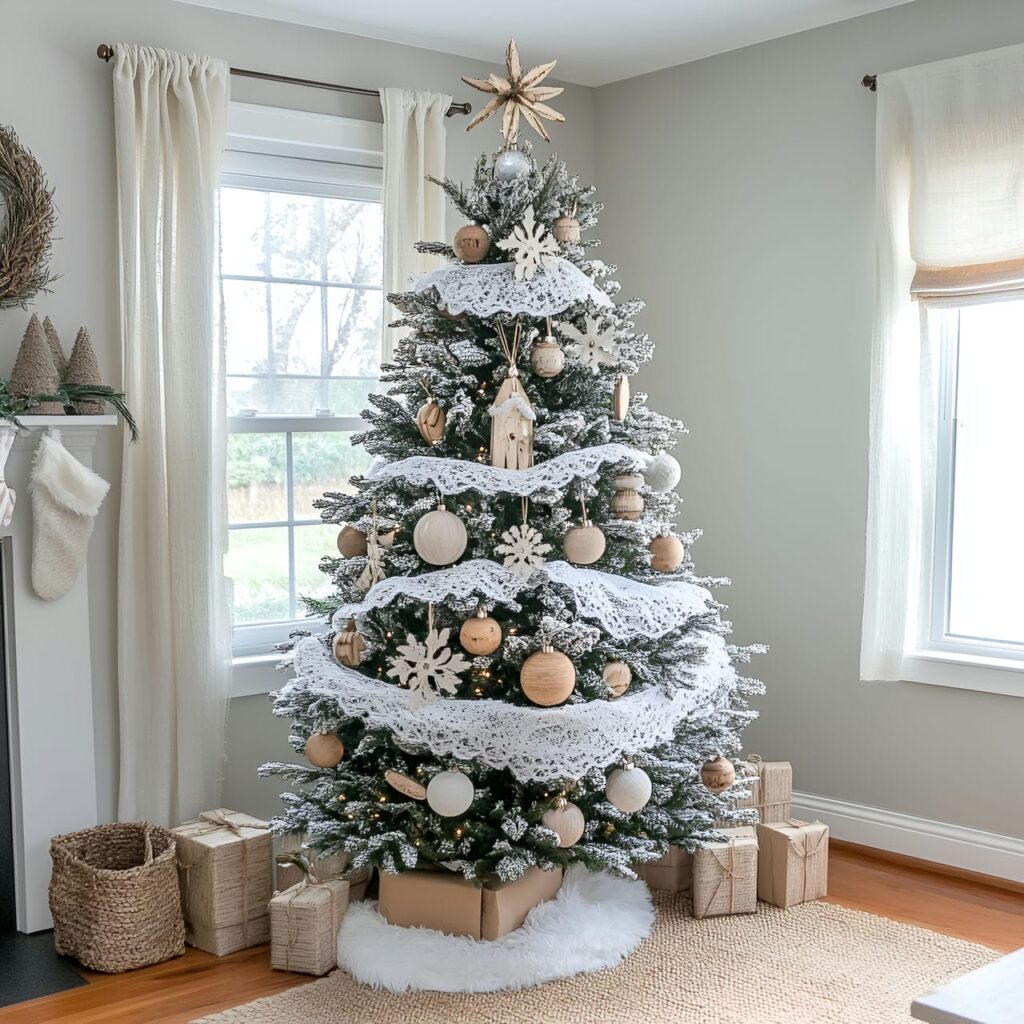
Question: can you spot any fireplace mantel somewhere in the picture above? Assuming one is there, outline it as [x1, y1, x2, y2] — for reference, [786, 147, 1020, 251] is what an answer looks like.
[2, 416, 118, 931]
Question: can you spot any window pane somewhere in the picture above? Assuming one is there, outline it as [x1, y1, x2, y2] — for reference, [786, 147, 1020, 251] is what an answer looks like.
[226, 526, 291, 624]
[223, 280, 269, 375]
[267, 192, 322, 280]
[268, 378, 323, 416]
[295, 524, 341, 616]
[327, 378, 377, 417]
[326, 287, 383, 378]
[270, 283, 322, 377]
[220, 188, 267, 276]
[227, 433, 287, 523]
[326, 199, 383, 285]
[227, 376, 273, 415]
[947, 301, 1024, 645]
[291, 431, 373, 517]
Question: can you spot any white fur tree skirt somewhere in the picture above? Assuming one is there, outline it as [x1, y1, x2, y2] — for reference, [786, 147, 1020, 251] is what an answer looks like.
[336, 866, 654, 993]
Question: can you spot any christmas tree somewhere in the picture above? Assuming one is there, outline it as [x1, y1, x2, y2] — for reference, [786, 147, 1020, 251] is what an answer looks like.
[262, 41, 762, 892]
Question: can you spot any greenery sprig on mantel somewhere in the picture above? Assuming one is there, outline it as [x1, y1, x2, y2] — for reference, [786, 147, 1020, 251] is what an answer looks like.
[0, 379, 139, 441]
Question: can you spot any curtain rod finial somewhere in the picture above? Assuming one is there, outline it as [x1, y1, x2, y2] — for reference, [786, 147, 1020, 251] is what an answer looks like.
[862, 74, 878, 91]
[97, 43, 114, 62]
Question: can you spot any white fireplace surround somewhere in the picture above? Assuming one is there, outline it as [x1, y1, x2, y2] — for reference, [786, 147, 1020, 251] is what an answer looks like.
[2, 415, 116, 932]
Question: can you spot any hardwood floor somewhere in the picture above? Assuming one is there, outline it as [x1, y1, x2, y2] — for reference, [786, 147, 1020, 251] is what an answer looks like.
[3, 842, 1023, 1024]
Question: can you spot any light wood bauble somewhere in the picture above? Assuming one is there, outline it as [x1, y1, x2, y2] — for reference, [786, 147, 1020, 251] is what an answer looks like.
[611, 488, 644, 521]
[460, 608, 502, 655]
[453, 223, 490, 263]
[552, 215, 581, 244]
[337, 525, 368, 558]
[385, 770, 427, 801]
[426, 770, 475, 817]
[612, 374, 630, 422]
[542, 799, 585, 848]
[520, 646, 576, 706]
[416, 398, 446, 445]
[605, 764, 652, 813]
[530, 339, 564, 378]
[603, 661, 632, 698]
[333, 619, 366, 667]
[305, 732, 345, 768]
[701, 757, 737, 794]
[564, 521, 606, 565]
[413, 506, 468, 566]
[650, 534, 685, 573]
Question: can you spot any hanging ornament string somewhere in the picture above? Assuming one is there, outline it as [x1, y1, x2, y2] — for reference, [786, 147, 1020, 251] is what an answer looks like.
[496, 318, 523, 374]
[521, 496, 529, 524]
[356, 496, 387, 592]
[579, 493, 590, 525]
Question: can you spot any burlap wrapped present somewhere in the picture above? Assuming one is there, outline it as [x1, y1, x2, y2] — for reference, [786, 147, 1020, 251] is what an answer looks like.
[378, 865, 562, 940]
[756, 818, 829, 908]
[733, 756, 792, 824]
[692, 826, 758, 919]
[634, 846, 692, 893]
[172, 809, 272, 956]
[270, 854, 349, 976]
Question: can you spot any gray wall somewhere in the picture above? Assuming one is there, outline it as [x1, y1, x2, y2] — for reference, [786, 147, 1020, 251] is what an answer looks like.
[2, 0, 595, 825]
[594, 0, 1024, 837]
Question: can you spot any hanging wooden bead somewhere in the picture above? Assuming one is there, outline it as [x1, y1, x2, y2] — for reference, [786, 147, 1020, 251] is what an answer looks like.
[459, 607, 502, 655]
[385, 769, 427, 801]
[413, 505, 468, 566]
[564, 520, 606, 565]
[611, 473, 645, 521]
[603, 661, 632, 698]
[490, 321, 534, 469]
[552, 214, 581, 245]
[701, 757, 737, 794]
[520, 645, 576, 706]
[542, 797, 585, 848]
[337, 525, 368, 558]
[416, 397, 446, 445]
[305, 732, 345, 768]
[531, 316, 564, 378]
[453, 223, 490, 263]
[605, 762, 652, 813]
[333, 619, 366, 667]
[649, 534, 685, 572]
[612, 374, 630, 421]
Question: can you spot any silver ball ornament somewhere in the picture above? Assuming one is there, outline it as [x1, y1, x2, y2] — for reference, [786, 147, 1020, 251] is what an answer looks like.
[494, 149, 531, 181]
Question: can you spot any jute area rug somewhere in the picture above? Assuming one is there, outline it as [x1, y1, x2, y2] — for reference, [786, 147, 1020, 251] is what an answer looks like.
[194, 894, 997, 1024]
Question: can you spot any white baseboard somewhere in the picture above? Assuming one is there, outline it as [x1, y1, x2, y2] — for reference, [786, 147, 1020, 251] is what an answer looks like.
[791, 790, 1024, 884]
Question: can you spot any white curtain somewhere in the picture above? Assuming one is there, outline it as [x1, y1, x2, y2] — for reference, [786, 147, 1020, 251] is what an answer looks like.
[379, 88, 451, 361]
[861, 42, 1024, 682]
[113, 44, 232, 825]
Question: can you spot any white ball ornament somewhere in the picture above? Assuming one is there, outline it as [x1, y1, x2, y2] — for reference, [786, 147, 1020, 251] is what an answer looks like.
[541, 798, 585, 848]
[426, 770, 475, 817]
[605, 762, 653, 813]
[494, 149, 531, 181]
[643, 452, 682, 493]
[413, 505, 468, 566]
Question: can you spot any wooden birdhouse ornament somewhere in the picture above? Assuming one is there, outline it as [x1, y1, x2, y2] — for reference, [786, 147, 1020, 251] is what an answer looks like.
[489, 321, 535, 470]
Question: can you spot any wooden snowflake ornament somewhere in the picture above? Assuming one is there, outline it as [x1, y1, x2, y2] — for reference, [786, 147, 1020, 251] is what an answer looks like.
[495, 523, 552, 579]
[462, 38, 565, 143]
[387, 627, 471, 711]
[560, 316, 620, 373]
[497, 206, 559, 281]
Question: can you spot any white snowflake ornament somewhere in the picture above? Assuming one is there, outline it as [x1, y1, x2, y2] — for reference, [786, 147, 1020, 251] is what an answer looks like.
[495, 523, 552, 579]
[497, 206, 559, 281]
[387, 627, 471, 711]
[560, 316, 620, 373]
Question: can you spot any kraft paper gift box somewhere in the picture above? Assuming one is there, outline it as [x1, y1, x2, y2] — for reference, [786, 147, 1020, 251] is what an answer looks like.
[756, 819, 829, 908]
[734, 757, 792, 824]
[270, 877, 349, 976]
[173, 808, 273, 956]
[691, 826, 758, 919]
[634, 846, 693, 893]
[378, 865, 563, 940]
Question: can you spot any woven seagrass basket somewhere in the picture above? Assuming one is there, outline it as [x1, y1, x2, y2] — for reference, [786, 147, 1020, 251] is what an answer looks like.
[49, 822, 185, 973]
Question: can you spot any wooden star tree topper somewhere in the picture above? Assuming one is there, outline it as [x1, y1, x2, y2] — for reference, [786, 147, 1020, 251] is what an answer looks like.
[462, 38, 565, 143]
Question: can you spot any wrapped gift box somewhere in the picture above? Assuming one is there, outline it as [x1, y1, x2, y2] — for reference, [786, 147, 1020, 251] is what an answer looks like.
[172, 808, 272, 956]
[734, 757, 792, 824]
[756, 819, 829, 908]
[270, 878, 349, 976]
[378, 865, 562, 940]
[692, 826, 758, 919]
[634, 846, 693, 893]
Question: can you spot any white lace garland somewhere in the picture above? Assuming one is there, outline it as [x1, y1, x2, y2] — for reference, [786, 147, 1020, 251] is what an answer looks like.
[285, 632, 738, 782]
[412, 259, 613, 317]
[331, 559, 713, 640]
[365, 443, 642, 497]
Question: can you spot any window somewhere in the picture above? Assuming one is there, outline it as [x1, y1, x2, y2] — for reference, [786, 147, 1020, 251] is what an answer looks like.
[220, 104, 380, 656]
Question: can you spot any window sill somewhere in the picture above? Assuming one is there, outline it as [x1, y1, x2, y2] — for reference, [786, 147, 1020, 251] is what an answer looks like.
[231, 652, 294, 698]
[901, 650, 1024, 699]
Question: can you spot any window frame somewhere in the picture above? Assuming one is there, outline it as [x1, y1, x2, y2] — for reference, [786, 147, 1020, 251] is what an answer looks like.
[221, 103, 383, 666]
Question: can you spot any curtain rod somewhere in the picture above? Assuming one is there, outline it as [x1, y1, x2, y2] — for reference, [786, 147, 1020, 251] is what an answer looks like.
[95, 43, 472, 117]
[862, 75, 878, 91]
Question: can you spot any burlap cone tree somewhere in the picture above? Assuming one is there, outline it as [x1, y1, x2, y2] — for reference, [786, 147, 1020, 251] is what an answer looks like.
[9, 314, 63, 414]
[42, 316, 68, 378]
[64, 327, 105, 414]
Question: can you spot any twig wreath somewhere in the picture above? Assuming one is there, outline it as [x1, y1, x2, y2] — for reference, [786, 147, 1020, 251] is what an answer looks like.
[0, 125, 57, 310]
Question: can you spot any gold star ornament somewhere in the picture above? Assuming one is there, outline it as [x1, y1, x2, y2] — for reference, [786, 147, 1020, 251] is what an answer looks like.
[462, 39, 565, 143]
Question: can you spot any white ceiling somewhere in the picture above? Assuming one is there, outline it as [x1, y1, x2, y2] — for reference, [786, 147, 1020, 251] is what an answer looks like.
[179, 0, 913, 87]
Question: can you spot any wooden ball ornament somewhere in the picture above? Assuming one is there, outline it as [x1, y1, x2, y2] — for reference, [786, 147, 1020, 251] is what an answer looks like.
[413, 505, 468, 566]
[385, 769, 427, 801]
[552, 214, 581, 245]
[563, 521, 606, 566]
[453, 223, 490, 263]
[333, 619, 366, 667]
[542, 797, 585, 848]
[605, 762, 653, 813]
[650, 534, 685, 573]
[426, 769, 475, 817]
[520, 645, 576, 706]
[603, 661, 632, 698]
[416, 398, 446, 446]
[612, 375, 630, 422]
[337, 524, 368, 558]
[531, 338, 564, 378]
[644, 452, 682, 493]
[701, 757, 737, 794]
[460, 607, 502, 655]
[305, 732, 345, 768]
